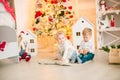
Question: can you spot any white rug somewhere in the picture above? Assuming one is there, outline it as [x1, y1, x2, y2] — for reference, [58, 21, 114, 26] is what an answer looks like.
[38, 59, 71, 66]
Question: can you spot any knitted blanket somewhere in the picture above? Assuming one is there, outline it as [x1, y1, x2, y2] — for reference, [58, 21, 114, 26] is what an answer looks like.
[38, 59, 71, 66]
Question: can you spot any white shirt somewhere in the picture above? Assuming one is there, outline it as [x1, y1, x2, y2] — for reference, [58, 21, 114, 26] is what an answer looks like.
[58, 39, 75, 63]
[79, 38, 94, 53]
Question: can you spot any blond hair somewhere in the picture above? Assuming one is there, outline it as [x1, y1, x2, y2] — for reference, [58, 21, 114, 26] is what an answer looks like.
[56, 31, 66, 39]
[82, 27, 92, 36]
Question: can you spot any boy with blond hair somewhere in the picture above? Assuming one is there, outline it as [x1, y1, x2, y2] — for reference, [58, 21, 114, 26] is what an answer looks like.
[77, 27, 95, 63]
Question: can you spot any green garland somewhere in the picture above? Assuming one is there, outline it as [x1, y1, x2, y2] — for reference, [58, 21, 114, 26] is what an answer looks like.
[102, 44, 120, 53]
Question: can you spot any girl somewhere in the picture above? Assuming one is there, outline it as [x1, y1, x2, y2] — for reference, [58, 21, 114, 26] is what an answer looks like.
[56, 31, 77, 63]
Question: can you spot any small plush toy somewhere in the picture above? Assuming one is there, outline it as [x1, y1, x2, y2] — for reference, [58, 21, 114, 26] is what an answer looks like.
[18, 31, 31, 62]
[19, 51, 31, 62]
[100, 0, 107, 12]
[110, 15, 115, 27]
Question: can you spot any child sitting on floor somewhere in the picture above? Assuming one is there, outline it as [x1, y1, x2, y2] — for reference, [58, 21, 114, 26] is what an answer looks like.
[77, 27, 95, 63]
[55, 31, 77, 63]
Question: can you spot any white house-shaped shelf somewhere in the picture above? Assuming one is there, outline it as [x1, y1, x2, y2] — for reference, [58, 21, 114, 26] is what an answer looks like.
[72, 17, 94, 50]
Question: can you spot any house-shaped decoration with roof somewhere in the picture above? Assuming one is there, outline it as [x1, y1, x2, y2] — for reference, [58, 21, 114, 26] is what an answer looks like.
[26, 30, 37, 56]
[19, 30, 37, 56]
[72, 17, 95, 50]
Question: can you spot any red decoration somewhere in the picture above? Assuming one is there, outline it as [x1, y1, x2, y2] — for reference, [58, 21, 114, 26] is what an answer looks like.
[68, 6, 72, 10]
[69, 15, 73, 18]
[20, 31, 25, 34]
[44, 0, 47, 2]
[33, 27, 37, 31]
[54, 0, 58, 4]
[62, 0, 66, 2]
[0, 41, 6, 52]
[48, 16, 53, 22]
[19, 52, 31, 62]
[51, 0, 58, 4]
[100, 0, 107, 11]
[66, 11, 68, 14]
[67, 36, 70, 40]
[110, 20, 114, 27]
[64, 7, 67, 9]
[35, 11, 42, 19]
[110, 15, 115, 27]
[51, 0, 53, 4]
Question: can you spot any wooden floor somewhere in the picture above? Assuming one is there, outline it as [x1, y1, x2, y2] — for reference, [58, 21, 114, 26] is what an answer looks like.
[0, 50, 120, 80]
[0, 37, 120, 80]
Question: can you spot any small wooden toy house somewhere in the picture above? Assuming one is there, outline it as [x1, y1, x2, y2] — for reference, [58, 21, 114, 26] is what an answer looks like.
[19, 30, 37, 56]
[72, 17, 94, 50]
[26, 30, 37, 56]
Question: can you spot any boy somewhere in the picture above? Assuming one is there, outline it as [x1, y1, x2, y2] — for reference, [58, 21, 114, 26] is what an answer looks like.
[77, 27, 95, 63]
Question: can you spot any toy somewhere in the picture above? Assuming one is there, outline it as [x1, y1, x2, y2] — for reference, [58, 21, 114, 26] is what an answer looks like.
[19, 50, 31, 62]
[18, 31, 31, 62]
[100, 0, 107, 12]
[110, 15, 115, 27]
[0, 41, 6, 51]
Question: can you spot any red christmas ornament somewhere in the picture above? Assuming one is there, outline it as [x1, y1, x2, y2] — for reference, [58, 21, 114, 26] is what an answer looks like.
[68, 6, 72, 10]
[54, 0, 58, 4]
[0, 41, 6, 52]
[44, 0, 47, 2]
[62, 0, 66, 2]
[64, 7, 67, 9]
[51, 0, 58, 4]
[48, 16, 53, 22]
[35, 11, 42, 19]
[51, 1, 54, 4]
[33, 27, 37, 31]
[66, 11, 68, 14]
[25, 55, 31, 62]
[67, 36, 70, 40]
[69, 15, 73, 18]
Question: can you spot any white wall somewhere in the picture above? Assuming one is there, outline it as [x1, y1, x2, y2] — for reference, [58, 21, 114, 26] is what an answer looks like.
[14, 0, 36, 33]
[14, 0, 97, 48]
[71, 0, 97, 49]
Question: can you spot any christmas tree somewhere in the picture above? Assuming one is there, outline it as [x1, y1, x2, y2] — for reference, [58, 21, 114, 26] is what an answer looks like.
[32, 0, 76, 38]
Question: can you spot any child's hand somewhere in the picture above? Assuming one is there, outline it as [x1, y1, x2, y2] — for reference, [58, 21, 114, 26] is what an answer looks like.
[78, 49, 83, 53]
[83, 50, 87, 54]
[83, 49, 89, 54]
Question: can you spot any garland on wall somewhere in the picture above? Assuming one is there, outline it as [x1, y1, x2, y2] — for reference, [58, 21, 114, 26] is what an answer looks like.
[32, 0, 76, 38]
